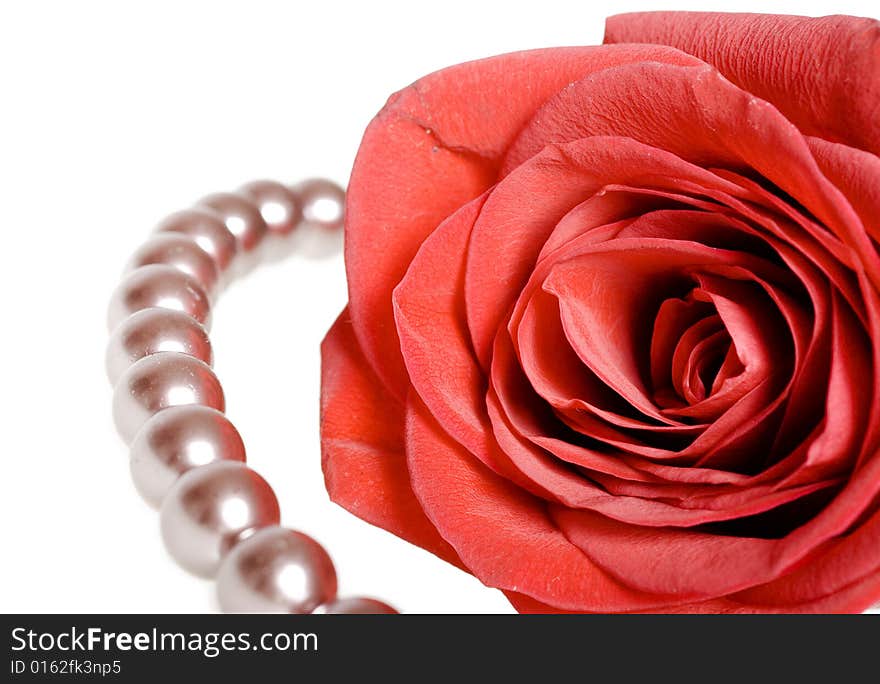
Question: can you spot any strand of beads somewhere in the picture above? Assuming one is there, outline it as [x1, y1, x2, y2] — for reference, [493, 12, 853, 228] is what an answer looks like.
[107, 178, 397, 614]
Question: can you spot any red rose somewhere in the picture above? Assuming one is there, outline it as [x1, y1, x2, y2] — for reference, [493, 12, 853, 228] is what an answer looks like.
[320, 12, 880, 612]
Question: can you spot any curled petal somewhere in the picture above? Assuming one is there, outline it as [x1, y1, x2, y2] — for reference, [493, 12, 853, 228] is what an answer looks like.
[320, 311, 463, 568]
[347, 45, 705, 396]
[604, 12, 880, 155]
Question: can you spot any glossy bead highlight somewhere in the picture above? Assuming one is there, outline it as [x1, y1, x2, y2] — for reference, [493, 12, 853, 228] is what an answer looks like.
[217, 526, 337, 613]
[156, 208, 238, 274]
[129, 405, 246, 507]
[107, 264, 211, 332]
[239, 180, 302, 238]
[160, 461, 280, 577]
[112, 352, 224, 443]
[109, 176, 394, 613]
[293, 178, 345, 232]
[125, 232, 221, 299]
[106, 308, 213, 385]
[198, 192, 268, 273]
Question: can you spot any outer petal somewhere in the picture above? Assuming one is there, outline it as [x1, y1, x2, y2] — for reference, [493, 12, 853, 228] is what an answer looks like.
[320, 310, 463, 568]
[392, 193, 495, 463]
[500, 61, 869, 275]
[346, 45, 704, 397]
[604, 12, 880, 155]
[728, 492, 880, 612]
[405, 393, 684, 612]
[407, 393, 880, 613]
[507, 580, 880, 614]
[808, 136, 880, 245]
[480, 58, 875, 366]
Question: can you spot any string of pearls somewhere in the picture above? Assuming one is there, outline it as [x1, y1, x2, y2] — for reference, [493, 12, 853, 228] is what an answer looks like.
[107, 178, 397, 614]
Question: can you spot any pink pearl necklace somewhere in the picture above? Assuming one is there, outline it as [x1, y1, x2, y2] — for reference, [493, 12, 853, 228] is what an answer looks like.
[107, 178, 397, 614]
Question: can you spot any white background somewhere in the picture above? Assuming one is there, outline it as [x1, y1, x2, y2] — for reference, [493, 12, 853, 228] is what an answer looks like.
[0, 0, 875, 613]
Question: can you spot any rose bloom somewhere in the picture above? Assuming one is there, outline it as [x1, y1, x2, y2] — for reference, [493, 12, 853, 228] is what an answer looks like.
[320, 12, 880, 612]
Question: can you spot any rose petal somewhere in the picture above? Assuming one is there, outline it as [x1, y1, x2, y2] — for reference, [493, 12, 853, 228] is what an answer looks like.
[670, 315, 726, 405]
[652, 294, 718, 404]
[347, 45, 704, 397]
[392, 192, 498, 464]
[553, 437, 880, 601]
[467, 134, 759, 368]
[730, 492, 880, 610]
[320, 311, 464, 569]
[501, 60, 877, 289]
[405, 394, 683, 612]
[778, 292, 874, 487]
[808, 137, 880, 244]
[516, 287, 704, 434]
[552, 504, 799, 600]
[513, 566, 880, 613]
[541, 237, 789, 429]
[604, 12, 880, 155]
[490, 328, 838, 527]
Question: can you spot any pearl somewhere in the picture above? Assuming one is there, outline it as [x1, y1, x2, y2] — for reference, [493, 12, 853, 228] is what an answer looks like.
[160, 461, 280, 578]
[216, 526, 337, 613]
[156, 208, 238, 274]
[126, 233, 220, 300]
[197, 192, 268, 274]
[292, 178, 345, 232]
[105, 308, 212, 385]
[239, 180, 302, 238]
[112, 352, 224, 443]
[129, 405, 246, 508]
[109, 178, 397, 613]
[315, 597, 398, 614]
[107, 264, 211, 333]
